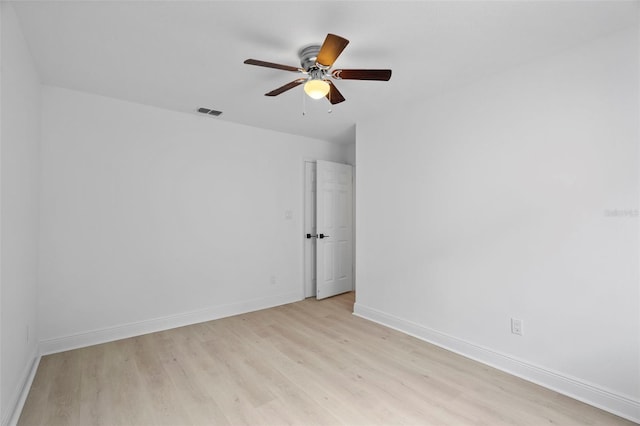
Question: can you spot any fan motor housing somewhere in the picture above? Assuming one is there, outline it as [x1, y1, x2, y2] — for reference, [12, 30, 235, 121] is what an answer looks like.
[298, 44, 322, 71]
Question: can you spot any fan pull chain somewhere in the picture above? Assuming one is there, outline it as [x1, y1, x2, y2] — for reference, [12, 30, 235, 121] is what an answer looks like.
[302, 89, 307, 116]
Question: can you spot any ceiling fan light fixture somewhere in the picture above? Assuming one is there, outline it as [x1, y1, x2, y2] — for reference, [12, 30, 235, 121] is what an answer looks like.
[304, 79, 330, 99]
[244, 33, 390, 105]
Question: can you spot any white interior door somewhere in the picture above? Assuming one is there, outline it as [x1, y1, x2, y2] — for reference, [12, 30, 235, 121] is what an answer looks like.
[316, 160, 353, 299]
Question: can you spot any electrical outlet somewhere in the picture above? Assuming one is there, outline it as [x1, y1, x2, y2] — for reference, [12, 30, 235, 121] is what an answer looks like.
[26, 325, 30, 343]
[511, 318, 523, 336]
[270, 275, 277, 285]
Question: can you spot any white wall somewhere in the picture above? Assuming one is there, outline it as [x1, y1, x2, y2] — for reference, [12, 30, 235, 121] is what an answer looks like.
[355, 27, 639, 421]
[38, 86, 349, 351]
[0, 3, 41, 424]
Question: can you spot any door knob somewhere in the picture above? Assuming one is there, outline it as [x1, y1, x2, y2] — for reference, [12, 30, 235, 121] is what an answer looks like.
[319, 233, 330, 239]
[306, 233, 318, 239]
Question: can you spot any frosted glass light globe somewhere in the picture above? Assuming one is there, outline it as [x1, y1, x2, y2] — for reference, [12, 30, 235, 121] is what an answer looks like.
[304, 79, 330, 99]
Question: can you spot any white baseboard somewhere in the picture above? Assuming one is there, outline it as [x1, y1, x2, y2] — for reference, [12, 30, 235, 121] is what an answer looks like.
[353, 303, 640, 424]
[40, 292, 301, 355]
[2, 350, 40, 426]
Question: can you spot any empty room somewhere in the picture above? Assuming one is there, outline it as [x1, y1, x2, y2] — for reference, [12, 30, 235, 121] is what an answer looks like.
[1, 1, 639, 425]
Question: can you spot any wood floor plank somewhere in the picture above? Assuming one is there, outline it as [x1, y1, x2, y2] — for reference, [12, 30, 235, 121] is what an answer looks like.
[46, 349, 83, 425]
[18, 292, 636, 426]
[17, 350, 60, 426]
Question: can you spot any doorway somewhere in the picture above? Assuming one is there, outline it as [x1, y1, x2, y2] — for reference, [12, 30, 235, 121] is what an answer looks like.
[304, 160, 354, 299]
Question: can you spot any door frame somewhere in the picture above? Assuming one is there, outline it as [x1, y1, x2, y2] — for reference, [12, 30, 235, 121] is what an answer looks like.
[302, 160, 317, 298]
[301, 158, 315, 299]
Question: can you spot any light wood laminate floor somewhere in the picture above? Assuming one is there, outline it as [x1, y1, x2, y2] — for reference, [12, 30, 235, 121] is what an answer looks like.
[19, 292, 635, 425]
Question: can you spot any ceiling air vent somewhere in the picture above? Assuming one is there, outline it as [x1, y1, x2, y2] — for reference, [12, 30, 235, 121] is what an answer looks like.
[197, 107, 223, 117]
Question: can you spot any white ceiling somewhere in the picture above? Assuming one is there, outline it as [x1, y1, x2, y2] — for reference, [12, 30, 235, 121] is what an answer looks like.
[11, 0, 638, 144]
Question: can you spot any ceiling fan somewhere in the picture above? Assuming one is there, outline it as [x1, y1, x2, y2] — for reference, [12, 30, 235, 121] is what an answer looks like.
[244, 34, 392, 105]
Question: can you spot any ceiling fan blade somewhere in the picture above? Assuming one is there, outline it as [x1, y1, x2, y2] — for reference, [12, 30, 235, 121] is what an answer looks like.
[332, 69, 392, 81]
[326, 81, 346, 105]
[244, 59, 303, 73]
[265, 78, 307, 96]
[316, 34, 349, 67]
